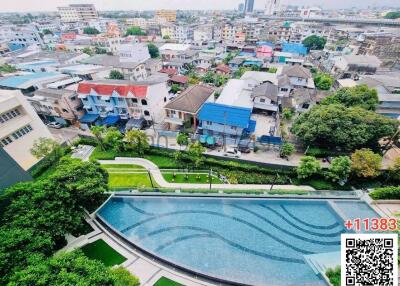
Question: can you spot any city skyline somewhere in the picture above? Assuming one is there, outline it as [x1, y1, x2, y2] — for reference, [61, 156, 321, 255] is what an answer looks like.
[0, 0, 399, 13]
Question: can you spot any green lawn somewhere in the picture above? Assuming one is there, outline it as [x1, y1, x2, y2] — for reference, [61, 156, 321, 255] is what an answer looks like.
[80, 239, 126, 267]
[108, 173, 156, 188]
[153, 277, 183, 286]
[144, 154, 180, 169]
[162, 173, 223, 184]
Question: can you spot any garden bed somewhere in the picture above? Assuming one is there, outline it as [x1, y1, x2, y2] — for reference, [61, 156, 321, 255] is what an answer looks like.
[80, 239, 126, 267]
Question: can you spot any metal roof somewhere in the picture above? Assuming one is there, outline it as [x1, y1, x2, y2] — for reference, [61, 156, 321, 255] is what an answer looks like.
[198, 102, 252, 129]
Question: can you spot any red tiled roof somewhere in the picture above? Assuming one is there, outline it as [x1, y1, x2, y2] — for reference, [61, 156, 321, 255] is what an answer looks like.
[160, 68, 178, 76]
[170, 75, 189, 84]
[77, 82, 148, 98]
[216, 64, 231, 73]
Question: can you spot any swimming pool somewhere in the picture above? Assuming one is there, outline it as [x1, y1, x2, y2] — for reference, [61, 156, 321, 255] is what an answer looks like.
[97, 196, 379, 286]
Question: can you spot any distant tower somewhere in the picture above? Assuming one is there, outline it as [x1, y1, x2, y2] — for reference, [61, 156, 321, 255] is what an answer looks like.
[245, 0, 255, 14]
[265, 0, 280, 15]
[238, 3, 245, 13]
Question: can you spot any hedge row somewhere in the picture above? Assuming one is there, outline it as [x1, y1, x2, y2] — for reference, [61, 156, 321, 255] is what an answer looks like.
[369, 186, 400, 200]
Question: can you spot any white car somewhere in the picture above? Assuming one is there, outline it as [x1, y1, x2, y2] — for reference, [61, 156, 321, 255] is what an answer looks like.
[47, 122, 63, 129]
[223, 147, 241, 158]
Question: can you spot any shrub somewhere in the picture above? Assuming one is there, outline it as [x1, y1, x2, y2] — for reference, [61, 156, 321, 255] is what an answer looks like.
[305, 146, 347, 158]
[369, 186, 400, 200]
[326, 266, 340, 286]
[297, 156, 321, 179]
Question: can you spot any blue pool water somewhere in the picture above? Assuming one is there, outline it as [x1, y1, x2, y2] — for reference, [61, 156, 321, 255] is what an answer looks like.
[98, 197, 379, 286]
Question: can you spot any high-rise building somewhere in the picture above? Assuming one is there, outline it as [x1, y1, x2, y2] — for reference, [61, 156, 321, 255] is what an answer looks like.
[238, 3, 245, 12]
[245, 0, 255, 13]
[155, 10, 177, 22]
[57, 4, 98, 23]
[0, 90, 55, 170]
[265, 0, 280, 15]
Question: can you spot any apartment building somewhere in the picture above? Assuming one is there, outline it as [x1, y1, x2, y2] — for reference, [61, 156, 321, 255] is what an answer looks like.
[0, 89, 54, 170]
[77, 79, 169, 128]
[125, 18, 148, 30]
[155, 10, 177, 22]
[0, 25, 44, 50]
[58, 4, 98, 23]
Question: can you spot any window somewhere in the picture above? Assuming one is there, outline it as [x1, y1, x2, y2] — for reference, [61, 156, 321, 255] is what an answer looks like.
[144, 110, 150, 116]
[62, 109, 69, 113]
[0, 136, 13, 147]
[281, 88, 288, 92]
[206, 121, 213, 125]
[70, 96, 76, 101]
[10, 124, 33, 140]
[0, 108, 21, 124]
[231, 126, 237, 130]
[105, 99, 110, 103]
[131, 98, 138, 103]
[302, 103, 310, 109]
[259, 98, 266, 103]
[141, 99, 148, 105]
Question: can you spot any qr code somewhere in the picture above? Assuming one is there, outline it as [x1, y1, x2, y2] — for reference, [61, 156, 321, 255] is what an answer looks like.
[341, 234, 398, 286]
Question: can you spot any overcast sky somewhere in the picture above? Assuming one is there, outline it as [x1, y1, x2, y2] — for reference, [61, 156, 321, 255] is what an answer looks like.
[1, 0, 399, 13]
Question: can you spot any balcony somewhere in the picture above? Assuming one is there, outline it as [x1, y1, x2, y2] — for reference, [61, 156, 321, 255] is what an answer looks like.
[119, 113, 129, 120]
[99, 111, 108, 118]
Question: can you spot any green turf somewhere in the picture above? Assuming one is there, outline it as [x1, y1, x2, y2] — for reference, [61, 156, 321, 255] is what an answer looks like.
[108, 173, 157, 188]
[162, 173, 223, 184]
[153, 277, 183, 286]
[80, 239, 126, 267]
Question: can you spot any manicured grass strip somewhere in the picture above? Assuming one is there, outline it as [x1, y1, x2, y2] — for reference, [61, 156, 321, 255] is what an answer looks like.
[108, 173, 157, 188]
[326, 266, 340, 286]
[162, 173, 223, 184]
[153, 277, 183, 286]
[80, 239, 126, 267]
[101, 164, 146, 170]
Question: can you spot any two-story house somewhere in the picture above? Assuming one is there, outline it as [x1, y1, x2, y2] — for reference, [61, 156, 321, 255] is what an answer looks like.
[282, 65, 315, 89]
[77, 78, 169, 129]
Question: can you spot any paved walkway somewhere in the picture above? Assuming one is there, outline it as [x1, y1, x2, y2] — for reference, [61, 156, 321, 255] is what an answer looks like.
[98, 157, 315, 191]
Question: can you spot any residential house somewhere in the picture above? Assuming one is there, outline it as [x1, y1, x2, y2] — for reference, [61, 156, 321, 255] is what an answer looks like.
[197, 79, 256, 145]
[215, 64, 231, 75]
[77, 78, 169, 129]
[196, 63, 212, 75]
[169, 75, 189, 88]
[282, 65, 315, 89]
[164, 84, 215, 130]
[376, 94, 400, 119]
[28, 87, 84, 125]
[332, 55, 382, 78]
[256, 45, 274, 59]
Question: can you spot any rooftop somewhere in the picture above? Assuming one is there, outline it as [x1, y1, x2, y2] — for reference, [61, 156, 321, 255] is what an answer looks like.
[0, 72, 69, 89]
[198, 102, 252, 129]
[77, 81, 148, 98]
[165, 85, 215, 114]
[217, 79, 253, 109]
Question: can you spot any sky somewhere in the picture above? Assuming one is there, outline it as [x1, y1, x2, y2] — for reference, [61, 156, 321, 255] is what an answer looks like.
[0, 0, 399, 13]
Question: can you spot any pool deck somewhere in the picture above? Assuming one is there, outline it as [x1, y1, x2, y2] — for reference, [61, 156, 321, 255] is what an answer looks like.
[62, 214, 217, 286]
[98, 157, 315, 191]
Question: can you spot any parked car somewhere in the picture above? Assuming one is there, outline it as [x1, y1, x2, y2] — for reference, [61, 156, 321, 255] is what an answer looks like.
[238, 145, 251, 153]
[223, 147, 241, 158]
[47, 122, 63, 129]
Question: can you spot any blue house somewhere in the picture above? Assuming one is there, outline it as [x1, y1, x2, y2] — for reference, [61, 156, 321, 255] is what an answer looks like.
[282, 43, 308, 56]
[198, 102, 255, 146]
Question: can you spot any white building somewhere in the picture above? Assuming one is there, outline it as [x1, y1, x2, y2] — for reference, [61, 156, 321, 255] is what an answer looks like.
[117, 43, 151, 63]
[194, 26, 213, 43]
[0, 25, 44, 49]
[58, 4, 98, 23]
[265, 0, 280, 15]
[126, 18, 148, 30]
[0, 89, 54, 170]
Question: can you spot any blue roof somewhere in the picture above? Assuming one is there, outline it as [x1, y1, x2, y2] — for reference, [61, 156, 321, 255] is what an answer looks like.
[102, 115, 120, 126]
[245, 120, 257, 133]
[282, 43, 308, 56]
[79, 113, 99, 123]
[258, 135, 283, 145]
[257, 41, 274, 47]
[0, 72, 61, 88]
[16, 60, 57, 70]
[239, 51, 256, 57]
[198, 103, 252, 129]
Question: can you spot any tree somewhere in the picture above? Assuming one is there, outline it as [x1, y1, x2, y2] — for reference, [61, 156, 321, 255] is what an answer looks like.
[280, 142, 295, 159]
[30, 137, 61, 159]
[322, 85, 379, 111]
[83, 27, 100, 35]
[147, 43, 159, 58]
[268, 67, 278, 73]
[125, 26, 146, 36]
[388, 157, 400, 183]
[83, 47, 94, 56]
[291, 104, 398, 152]
[302, 35, 327, 50]
[91, 126, 106, 150]
[214, 74, 227, 87]
[170, 84, 181, 94]
[202, 71, 215, 83]
[162, 35, 171, 40]
[8, 251, 115, 286]
[0, 63, 17, 74]
[223, 52, 234, 64]
[384, 11, 400, 19]
[104, 127, 124, 152]
[111, 267, 140, 286]
[297, 156, 321, 179]
[109, 70, 124, 80]
[42, 29, 53, 35]
[176, 133, 189, 150]
[124, 130, 149, 156]
[282, 108, 294, 120]
[95, 46, 107, 54]
[314, 72, 333, 90]
[187, 141, 205, 168]
[234, 67, 251, 79]
[351, 149, 382, 178]
[326, 156, 352, 183]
